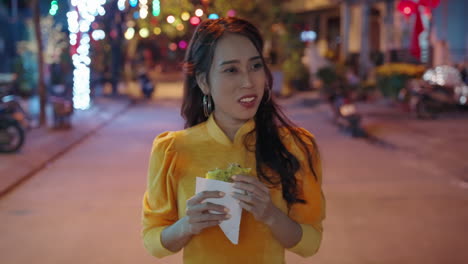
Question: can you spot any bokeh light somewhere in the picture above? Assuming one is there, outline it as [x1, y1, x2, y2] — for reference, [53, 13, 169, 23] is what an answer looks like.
[91, 30, 106, 41]
[139, 28, 150, 38]
[153, 27, 161, 35]
[117, 0, 126, 11]
[67, 0, 107, 110]
[178, 40, 188, 50]
[208, 13, 219, 19]
[167, 15, 175, 24]
[195, 9, 204, 17]
[169, 43, 178, 51]
[227, 9, 236, 17]
[181, 12, 190, 21]
[124, 28, 135, 39]
[129, 0, 138, 8]
[190, 16, 201, 26]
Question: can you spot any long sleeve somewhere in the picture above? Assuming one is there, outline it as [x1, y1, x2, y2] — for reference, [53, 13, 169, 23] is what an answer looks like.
[142, 132, 179, 258]
[285, 128, 326, 257]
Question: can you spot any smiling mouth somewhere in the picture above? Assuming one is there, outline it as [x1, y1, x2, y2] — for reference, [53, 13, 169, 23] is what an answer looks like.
[239, 97, 256, 103]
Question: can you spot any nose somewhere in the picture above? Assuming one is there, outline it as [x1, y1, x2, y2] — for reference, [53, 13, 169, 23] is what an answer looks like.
[241, 72, 254, 89]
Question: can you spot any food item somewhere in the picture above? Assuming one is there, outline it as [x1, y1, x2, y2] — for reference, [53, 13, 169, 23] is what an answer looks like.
[205, 163, 251, 182]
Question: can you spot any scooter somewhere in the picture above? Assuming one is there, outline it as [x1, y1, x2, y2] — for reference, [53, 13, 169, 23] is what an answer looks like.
[402, 66, 468, 119]
[331, 94, 367, 138]
[0, 74, 27, 152]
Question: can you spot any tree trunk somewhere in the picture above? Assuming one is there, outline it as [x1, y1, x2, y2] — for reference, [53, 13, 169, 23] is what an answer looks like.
[32, 0, 46, 126]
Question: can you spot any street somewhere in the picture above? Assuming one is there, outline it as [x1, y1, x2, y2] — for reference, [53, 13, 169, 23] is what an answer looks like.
[1, 82, 467, 264]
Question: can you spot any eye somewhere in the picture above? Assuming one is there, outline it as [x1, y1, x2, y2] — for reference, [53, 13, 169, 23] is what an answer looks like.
[223, 67, 238, 73]
[251, 62, 264, 71]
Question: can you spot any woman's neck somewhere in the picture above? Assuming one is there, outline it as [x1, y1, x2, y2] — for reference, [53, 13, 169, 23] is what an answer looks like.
[213, 112, 246, 142]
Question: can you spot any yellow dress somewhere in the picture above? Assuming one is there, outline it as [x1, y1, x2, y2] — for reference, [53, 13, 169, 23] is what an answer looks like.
[142, 114, 325, 264]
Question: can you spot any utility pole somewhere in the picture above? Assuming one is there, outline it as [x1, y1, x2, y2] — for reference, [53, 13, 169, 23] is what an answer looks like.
[32, 0, 46, 126]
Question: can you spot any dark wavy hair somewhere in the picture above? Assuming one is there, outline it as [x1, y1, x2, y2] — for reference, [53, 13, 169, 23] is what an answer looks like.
[181, 17, 319, 206]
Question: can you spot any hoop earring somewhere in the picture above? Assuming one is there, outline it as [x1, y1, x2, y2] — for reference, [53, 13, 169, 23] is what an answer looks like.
[203, 94, 213, 117]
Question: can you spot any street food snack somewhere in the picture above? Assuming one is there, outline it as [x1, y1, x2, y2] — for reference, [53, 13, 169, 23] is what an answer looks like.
[205, 163, 251, 182]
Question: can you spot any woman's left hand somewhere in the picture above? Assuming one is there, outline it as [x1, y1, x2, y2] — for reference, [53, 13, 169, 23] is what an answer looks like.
[231, 175, 276, 225]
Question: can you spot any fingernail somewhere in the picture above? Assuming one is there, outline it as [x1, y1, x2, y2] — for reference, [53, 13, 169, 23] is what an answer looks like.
[224, 207, 230, 212]
[225, 214, 231, 219]
[219, 192, 225, 197]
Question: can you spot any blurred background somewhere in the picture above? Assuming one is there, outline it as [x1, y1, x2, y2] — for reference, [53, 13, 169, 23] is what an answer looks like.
[0, 0, 467, 263]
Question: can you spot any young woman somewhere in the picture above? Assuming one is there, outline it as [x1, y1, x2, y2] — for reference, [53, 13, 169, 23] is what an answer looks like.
[142, 17, 325, 263]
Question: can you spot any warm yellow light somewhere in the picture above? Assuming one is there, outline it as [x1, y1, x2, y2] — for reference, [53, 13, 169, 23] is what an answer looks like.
[176, 24, 184, 31]
[181, 12, 190, 21]
[124, 28, 135, 39]
[139, 28, 150, 38]
[195, 9, 203, 17]
[153, 27, 161, 35]
[167, 15, 175, 24]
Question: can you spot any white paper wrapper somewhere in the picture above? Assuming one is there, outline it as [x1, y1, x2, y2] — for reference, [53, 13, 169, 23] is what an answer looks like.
[195, 177, 242, 244]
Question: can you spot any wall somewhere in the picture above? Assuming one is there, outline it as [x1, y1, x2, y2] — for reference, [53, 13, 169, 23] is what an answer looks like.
[432, 0, 467, 64]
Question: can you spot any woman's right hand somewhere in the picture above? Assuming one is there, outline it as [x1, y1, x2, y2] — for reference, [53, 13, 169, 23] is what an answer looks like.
[183, 191, 231, 235]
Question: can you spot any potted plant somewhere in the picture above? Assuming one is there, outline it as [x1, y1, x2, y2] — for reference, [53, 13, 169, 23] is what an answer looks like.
[282, 50, 310, 91]
[375, 63, 426, 99]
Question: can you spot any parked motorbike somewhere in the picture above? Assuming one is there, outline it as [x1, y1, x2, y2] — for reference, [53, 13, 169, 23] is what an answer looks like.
[401, 65, 468, 119]
[0, 74, 27, 153]
[330, 94, 367, 138]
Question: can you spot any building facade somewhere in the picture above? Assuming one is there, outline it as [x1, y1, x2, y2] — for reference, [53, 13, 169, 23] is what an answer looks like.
[285, 0, 467, 76]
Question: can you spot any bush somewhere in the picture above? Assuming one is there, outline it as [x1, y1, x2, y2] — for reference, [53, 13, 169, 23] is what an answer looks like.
[375, 63, 426, 99]
[282, 51, 310, 91]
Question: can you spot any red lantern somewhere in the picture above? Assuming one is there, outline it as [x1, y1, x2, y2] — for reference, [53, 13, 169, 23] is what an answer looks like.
[397, 0, 418, 16]
[419, 0, 441, 9]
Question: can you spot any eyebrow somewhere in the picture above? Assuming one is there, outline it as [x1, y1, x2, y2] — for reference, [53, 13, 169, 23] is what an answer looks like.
[219, 56, 262, 66]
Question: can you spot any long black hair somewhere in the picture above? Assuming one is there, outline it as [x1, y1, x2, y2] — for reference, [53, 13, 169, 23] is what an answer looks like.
[181, 17, 319, 206]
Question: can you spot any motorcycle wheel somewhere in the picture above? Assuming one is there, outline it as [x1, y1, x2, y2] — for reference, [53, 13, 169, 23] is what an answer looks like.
[0, 118, 25, 153]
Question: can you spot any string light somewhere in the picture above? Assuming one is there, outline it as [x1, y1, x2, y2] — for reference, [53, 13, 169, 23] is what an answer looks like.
[139, 28, 150, 38]
[49, 0, 59, 16]
[167, 15, 175, 24]
[130, 0, 138, 8]
[91, 30, 106, 41]
[169, 43, 177, 51]
[67, 0, 106, 110]
[152, 0, 160, 16]
[117, 0, 126, 11]
[139, 0, 148, 19]
[124, 28, 135, 39]
[153, 27, 161, 35]
[178, 40, 188, 50]
[208, 13, 219, 19]
[195, 9, 203, 17]
[181, 12, 190, 21]
[227, 9, 236, 17]
[190, 16, 201, 26]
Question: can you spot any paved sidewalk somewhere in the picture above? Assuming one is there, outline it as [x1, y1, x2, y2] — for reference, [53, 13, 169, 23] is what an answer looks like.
[0, 96, 132, 196]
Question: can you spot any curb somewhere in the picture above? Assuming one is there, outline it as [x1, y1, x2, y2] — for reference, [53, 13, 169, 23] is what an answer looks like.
[0, 98, 133, 198]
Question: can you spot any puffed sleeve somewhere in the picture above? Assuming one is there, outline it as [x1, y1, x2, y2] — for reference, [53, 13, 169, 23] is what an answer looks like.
[285, 128, 326, 257]
[141, 131, 179, 258]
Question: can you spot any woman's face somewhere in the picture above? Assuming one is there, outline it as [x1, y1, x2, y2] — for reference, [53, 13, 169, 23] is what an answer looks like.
[198, 33, 266, 124]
